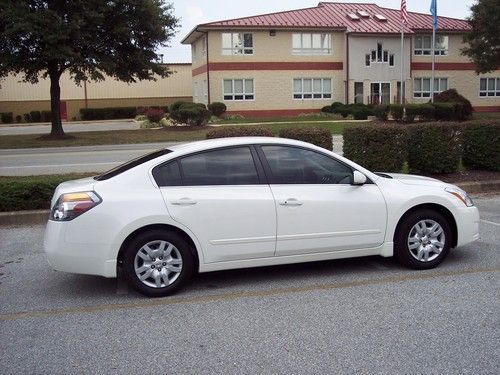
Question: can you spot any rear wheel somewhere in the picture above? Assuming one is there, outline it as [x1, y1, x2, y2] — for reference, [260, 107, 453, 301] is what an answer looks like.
[394, 209, 452, 269]
[123, 230, 194, 297]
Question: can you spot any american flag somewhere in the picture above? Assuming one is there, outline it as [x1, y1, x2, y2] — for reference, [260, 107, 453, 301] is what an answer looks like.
[401, 0, 409, 24]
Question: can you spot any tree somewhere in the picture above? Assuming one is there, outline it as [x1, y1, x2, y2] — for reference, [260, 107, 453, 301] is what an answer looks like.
[461, 0, 500, 74]
[0, 0, 179, 137]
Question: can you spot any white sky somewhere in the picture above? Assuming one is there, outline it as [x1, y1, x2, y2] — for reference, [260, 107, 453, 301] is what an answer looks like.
[159, 0, 477, 63]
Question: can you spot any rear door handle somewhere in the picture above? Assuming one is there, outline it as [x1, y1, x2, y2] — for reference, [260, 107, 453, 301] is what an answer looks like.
[171, 198, 197, 206]
[279, 198, 303, 206]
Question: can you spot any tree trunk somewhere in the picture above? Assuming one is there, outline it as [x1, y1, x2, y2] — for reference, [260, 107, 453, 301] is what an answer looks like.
[49, 71, 64, 137]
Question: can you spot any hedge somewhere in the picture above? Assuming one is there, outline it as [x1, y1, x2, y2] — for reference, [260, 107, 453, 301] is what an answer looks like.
[279, 126, 333, 150]
[0, 174, 91, 212]
[389, 104, 404, 122]
[208, 102, 227, 117]
[1, 112, 13, 123]
[434, 89, 473, 120]
[343, 124, 408, 172]
[374, 105, 389, 121]
[462, 120, 500, 171]
[407, 122, 462, 174]
[405, 103, 434, 123]
[80, 107, 137, 120]
[206, 125, 274, 139]
[170, 102, 211, 126]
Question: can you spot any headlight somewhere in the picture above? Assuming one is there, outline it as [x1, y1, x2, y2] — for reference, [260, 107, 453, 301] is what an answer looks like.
[445, 186, 474, 207]
[50, 191, 102, 221]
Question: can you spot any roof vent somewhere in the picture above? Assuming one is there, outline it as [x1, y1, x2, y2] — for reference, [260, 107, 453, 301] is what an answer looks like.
[347, 13, 360, 21]
[374, 14, 388, 22]
[357, 10, 370, 18]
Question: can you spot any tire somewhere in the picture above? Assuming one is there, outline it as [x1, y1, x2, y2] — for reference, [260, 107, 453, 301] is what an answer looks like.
[394, 209, 452, 270]
[123, 230, 194, 297]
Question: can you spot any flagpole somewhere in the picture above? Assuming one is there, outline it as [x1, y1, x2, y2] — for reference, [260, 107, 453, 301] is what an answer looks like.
[400, 24, 404, 104]
[431, 26, 435, 102]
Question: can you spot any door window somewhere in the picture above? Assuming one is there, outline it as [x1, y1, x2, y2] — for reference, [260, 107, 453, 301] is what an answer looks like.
[261, 146, 353, 184]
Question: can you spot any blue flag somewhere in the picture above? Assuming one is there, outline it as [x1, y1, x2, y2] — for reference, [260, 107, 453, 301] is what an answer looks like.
[430, 0, 438, 29]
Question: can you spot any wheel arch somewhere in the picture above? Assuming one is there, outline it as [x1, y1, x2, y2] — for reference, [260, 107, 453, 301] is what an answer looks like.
[394, 203, 458, 248]
[117, 224, 200, 273]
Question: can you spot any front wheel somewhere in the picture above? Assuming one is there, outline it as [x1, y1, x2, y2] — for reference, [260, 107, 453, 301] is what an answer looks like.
[394, 209, 452, 269]
[123, 230, 194, 297]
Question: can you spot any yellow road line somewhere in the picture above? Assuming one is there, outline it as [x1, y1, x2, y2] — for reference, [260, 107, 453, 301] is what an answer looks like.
[1, 266, 498, 322]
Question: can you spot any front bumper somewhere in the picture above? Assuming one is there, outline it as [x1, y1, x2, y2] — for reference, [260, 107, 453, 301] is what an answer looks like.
[455, 205, 480, 247]
[43, 220, 117, 278]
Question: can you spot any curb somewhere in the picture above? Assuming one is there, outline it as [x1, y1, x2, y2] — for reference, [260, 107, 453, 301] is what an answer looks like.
[0, 181, 498, 224]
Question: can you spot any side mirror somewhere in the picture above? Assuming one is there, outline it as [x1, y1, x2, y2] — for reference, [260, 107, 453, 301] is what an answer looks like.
[352, 170, 367, 185]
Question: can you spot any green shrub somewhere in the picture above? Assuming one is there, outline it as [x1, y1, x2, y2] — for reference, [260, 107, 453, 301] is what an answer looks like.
[1, 112, 13, 123]
[374, 105, 389, 121]
[41, 110, 52, 122]
[432, 102, 464, 121]
[407, 122, 462, 174]
[208, 102, 227, 117]
[80, 107, 136, 120]
[333, 104, 350, 118]
[389, 104, 404, 122]
[29, 111, 42, 122]
[350, 106, 371, 120]
[434, 89, 473, 120]
[145, 108, 165, 123]
[169, 100, 191, 113]
[24, 113, 31, 122]
[206, 126, 274, 139]
[405, 104, 434, 123]
[462, 120, 500, 171]
[343, 124, 408, 172]
[330, 102, 344, 111]
[321, 105, 334, 113]
[279, 127, 333, 150]
[170, 102, 211, 126]
[15, 115, 22, 123]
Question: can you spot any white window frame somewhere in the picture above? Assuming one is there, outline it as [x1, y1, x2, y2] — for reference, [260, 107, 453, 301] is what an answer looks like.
[223, 79, 254, 101]
[292, 33, 331, 55]
[365, 43, 394, 67]
[222, 33, 253, 55]
[293, 78, 332, 100]
[479, 77, 500, 97]
[201, 35, 207, 55]
[414, 35, 448, 56]
[413, 77, 448, 98]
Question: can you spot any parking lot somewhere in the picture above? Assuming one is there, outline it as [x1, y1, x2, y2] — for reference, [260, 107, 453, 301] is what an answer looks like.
[0, 194, 499, 374]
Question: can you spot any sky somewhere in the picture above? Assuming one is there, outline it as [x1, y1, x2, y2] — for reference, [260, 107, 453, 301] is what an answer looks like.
[159, 0, 477, 63]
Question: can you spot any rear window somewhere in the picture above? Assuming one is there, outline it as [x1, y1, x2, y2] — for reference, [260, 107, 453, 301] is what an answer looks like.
[94, 149, 172, 181]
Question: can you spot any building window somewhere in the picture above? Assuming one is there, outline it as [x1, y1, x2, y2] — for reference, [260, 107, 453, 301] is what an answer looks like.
[479, 78, 500, 97]
[222, 33, 253, 55]
[223, 79, 254, 100]
[414, 35, 448, 56]
[292, 33, 331, 55]
[414, 78, 448, 98]
[201, 35, 207, 55]
[293, 78, 332, 100]
[367, 43, 392, 65]
[389, 54, 395, 66]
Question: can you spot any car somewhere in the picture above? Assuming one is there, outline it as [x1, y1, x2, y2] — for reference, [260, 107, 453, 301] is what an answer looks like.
[44, 137, 480, 297]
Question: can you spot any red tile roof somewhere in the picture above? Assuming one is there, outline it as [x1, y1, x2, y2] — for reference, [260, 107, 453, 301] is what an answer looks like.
[187, 2, 469, 38]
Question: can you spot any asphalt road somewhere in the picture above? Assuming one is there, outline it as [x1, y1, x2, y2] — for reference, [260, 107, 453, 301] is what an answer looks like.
[0, 195, 499, 374]
[0, 120, 138, 135]
[0, 136, 345, 176]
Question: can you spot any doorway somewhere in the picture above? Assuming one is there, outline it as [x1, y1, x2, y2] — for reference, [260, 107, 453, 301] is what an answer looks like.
[370, 82, 390, 105]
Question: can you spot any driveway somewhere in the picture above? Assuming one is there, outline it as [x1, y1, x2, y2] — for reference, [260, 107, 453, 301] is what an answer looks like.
[0, 194, 499, 374]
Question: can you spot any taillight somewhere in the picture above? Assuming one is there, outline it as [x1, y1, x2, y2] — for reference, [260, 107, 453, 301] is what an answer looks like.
[50, 191, 102, 221]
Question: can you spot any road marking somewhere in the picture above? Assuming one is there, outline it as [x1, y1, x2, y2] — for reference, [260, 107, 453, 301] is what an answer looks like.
[480, 219, 500, 227]
[0, 266, 498, 322]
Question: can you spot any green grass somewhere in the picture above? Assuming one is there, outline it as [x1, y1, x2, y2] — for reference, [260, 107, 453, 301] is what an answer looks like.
[0, 173, 95, 212]
[472, 112, 500, 120]
[0, 122, 355, 149]
[212, 114, 345, 124]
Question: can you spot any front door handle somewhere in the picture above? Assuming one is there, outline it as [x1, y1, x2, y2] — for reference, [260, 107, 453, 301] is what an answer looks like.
[171, 198, 197, 206]
[279, 198, 303, 206]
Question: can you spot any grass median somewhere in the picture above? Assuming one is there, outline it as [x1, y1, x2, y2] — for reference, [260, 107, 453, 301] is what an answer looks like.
[0, 173, 94, 212]
[0, 122, 355, 149]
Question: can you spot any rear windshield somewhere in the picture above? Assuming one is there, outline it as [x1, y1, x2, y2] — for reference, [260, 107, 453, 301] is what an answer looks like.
[94, 149, 172, 181]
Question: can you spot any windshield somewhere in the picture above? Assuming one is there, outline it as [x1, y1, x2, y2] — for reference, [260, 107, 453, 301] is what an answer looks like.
[94, 149, 172, 181]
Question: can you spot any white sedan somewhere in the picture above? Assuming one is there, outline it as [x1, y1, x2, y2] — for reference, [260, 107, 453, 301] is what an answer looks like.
[44, 137, 479, 297]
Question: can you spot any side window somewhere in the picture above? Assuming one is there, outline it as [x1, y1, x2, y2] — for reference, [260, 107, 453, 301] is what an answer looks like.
[261, 146, 353, 184]
[154, 161, 182, 186]
[180, 147, 259, 186]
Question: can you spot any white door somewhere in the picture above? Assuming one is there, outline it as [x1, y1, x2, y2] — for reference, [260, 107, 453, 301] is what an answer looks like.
[258, 145, 387, 256]
[156, 146, 276, 264]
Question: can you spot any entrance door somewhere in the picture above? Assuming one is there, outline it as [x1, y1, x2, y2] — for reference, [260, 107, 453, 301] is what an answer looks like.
[354, 82, 364, 104]
[370, 83, 390, 105]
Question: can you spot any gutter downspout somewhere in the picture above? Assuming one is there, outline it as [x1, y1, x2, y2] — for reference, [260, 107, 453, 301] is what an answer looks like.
[204, 31, 211, 105]
[345, 32, 349, 104]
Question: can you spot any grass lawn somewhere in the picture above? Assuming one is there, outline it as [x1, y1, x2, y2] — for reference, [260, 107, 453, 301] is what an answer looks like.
[472, 112, 500, 120]
[0, 121, 355, 149]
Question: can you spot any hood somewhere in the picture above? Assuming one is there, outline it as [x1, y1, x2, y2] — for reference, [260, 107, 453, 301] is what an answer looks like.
[50, 177, 96, 207]
[383, 173, 447, 188]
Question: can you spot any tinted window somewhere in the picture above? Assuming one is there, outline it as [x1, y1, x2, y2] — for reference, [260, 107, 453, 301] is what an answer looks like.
[261, 146, 353, 184]
[154, 161, 182, 186]
[179, 147, 259, 186]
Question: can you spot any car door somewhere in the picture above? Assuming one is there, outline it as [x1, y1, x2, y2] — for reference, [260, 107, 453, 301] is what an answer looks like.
[257, 145, 387, 256]
[154, 146, 276, 264]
